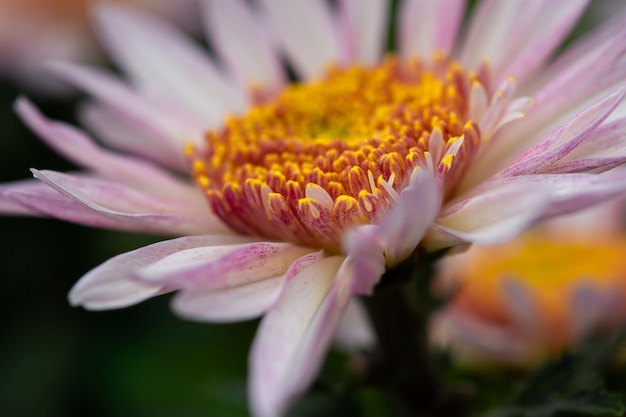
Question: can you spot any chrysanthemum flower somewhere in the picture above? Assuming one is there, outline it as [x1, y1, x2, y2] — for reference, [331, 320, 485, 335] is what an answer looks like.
[2, 1, 626, 416]
[431, 201, 626, 367]
[0, 0, 199, 93]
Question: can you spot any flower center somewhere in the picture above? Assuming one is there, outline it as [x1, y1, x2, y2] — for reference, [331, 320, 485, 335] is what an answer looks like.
[455, 234, 626, 328]
[189, 57, 481, 251]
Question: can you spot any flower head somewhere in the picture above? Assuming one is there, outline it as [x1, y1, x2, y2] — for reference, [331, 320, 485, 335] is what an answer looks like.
[2, 1, 626, 416]
[188, 57, 480, 253]
[432, 201, 626, 367]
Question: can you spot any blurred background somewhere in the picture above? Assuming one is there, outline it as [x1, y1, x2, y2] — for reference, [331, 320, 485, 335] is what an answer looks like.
[0, 81, 259, 417]
[0, 1, 257, 415]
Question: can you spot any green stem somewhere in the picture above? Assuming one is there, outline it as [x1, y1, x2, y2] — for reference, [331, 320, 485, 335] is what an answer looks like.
[363, 250, 465, 416]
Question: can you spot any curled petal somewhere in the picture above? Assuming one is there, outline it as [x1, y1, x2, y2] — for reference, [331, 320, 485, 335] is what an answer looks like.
[28, 170, 228, 235]
[377, 168, 442, 262]
[345, 168, 442, 295]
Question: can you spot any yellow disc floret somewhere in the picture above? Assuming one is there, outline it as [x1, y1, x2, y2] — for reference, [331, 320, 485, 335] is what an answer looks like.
[189, 57, 481, 251]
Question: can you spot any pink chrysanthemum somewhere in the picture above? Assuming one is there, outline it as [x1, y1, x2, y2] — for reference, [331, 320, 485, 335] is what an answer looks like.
[431, 200, 626, 367]
[2, 1, 626, 416]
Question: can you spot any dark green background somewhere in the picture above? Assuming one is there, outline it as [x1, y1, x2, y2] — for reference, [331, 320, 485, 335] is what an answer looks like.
[0, 83, 257, 417]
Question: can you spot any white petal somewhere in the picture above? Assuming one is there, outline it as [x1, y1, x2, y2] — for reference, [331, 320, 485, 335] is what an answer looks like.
[249, 256, 351, 417]
[47, 61, 202, 166]
[426, 181, 552, 250]
[70, 234, 254, 310]
[339, 0, 388, 65]
[259, 0, 343, 79]
[94, 3, 246, 122]
[460, 0, 588, 84]
[137, 241, 315, 290]
[172, 250, 325, 322]
[399, 0, 465, 59]
[203, 0, 284, 90]
[78, 102, 183, 171]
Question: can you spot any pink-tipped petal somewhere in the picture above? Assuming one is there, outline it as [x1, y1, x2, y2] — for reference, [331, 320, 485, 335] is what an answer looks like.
[334, 298, 376, 352]
[78, 102, 183, 171]
[427, 182, 552, 250]
[172, 250, 325, 323]
[530, 29, 626, 126]
[259, 0, 343, 79]
[137, 241, 315, 290]
[549, 118, 626, 172]
[47, 61, 201, 167]
[0, 179, 48, 215]
[69, 234, 254, 310]
[399, 0, 465, 59]
[460, 0, 528, 70]
[339, 0, 388, 65]
[29, 170, 228, 236]
[499, 89, 625, 176]
[16, 97, 203, 201]
[522, 17, 626, 97]
[249, 255, 351, 417]
[93, 3, 246, 121]
[469, 170, 626, 221]
[538, 170, 626, 218]
[203, 0, 284, 90]
[460, 0, 589, 84]
[494, 0, 588, 84]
